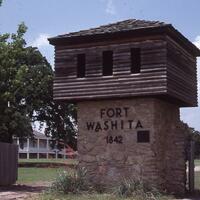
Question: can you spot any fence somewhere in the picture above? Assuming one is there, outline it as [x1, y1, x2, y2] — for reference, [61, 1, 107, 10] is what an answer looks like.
[0, 142, 18, 186]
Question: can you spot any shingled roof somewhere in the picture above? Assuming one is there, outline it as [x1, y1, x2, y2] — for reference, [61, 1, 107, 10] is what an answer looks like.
[52, 19, 168, 39]
[48, 19, 200, 56]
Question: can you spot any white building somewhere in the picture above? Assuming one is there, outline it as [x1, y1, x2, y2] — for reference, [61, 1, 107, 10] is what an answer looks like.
[14, 131, 76, 159]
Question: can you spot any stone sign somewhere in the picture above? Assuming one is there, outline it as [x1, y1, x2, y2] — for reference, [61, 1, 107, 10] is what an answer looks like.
[78, 98, 185, 193]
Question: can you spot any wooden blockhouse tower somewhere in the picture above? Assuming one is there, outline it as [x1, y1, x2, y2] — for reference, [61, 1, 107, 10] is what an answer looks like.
[49, 19, 200, 194]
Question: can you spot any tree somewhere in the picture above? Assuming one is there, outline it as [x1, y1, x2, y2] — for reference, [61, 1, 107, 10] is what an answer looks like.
[181, 121, 200, 159]
[0, 23, 34, 142]
[0, 23, 77, 148]
[37, 102, 77, 150]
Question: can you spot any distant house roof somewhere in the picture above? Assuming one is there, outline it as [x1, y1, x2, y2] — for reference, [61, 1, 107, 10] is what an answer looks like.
[48, 19, 200, 56]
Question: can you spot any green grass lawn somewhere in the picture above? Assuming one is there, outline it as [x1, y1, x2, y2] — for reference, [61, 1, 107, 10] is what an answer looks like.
[17, 167, 66, 184]
[32, 193, 170, 200]
[17, 159, 76, 184]
[195, 171, 200, 189]
[195, 159, 200, 166]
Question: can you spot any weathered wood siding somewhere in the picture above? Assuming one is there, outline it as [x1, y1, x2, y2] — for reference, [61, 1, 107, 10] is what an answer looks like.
[0, 142, 18, 185]
[53, 35, 198, 107]
[54, 39, 168, 102]
[166, 36, 197, 107]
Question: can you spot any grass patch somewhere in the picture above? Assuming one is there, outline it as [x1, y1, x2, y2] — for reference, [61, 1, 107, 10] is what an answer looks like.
[32, 193, 132, 200]
[32, 191, 170, 200]
[44, 169, 170, 200]
[195, 171, 200, 189]
[17, 159, 77, 184]
[19, 168, 172, 200]
[17, 167, 73, 184]
[195, 159, 200, 166]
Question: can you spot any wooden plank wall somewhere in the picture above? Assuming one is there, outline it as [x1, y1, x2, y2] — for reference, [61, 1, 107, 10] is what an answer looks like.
[166, 36, 197, 107]
[0, 142, 18, 185]
[54, 39, 168, 102]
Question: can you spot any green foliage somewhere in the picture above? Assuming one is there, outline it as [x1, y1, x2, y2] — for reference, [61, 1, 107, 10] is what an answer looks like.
[181, 121, 200, 159]
[50, 168, 89, 194]
[0, 0, 2, 6]
[38, 102, 77, 150]
[92, 183, 106, 194]
[50, 171, 168, 200]
[0, 23, 77, 145]
[114, 179, 165, 200]
[0, 23, 36, 142]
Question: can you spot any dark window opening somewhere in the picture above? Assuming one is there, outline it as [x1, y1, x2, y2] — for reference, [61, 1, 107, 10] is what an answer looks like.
[137, 130, 150, 143]
[77, 54, 85, 78]
[103, 51, 113, 76]
[131, 48, 141, 73]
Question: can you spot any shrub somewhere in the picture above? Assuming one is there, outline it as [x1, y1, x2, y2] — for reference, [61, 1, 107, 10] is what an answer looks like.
[50, 167, 89, 194]
[50, 170, 169, 199]
[92, 183, 106, 194]
[114, 179, 165, 200]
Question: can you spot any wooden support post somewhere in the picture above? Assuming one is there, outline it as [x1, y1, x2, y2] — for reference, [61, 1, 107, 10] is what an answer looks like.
[46, 139, 49, 159]
[189, 140, 195, 193]
[37, 138, 40, 159]
[27, 138, 30, 159]
[17, 138, 20, 159]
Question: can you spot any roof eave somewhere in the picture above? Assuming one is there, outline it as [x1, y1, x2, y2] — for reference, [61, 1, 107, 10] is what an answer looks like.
[164, 25, 200, 56]
[48, 25, 200, 56]
[48, 25, 168, 45]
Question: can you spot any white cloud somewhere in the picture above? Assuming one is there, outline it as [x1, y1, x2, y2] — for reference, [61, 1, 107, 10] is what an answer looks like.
[31, 33, 50, 48]
[29, 33, 54, 66]
[194, 35, 200, 49]
[105, 0, 116, 15]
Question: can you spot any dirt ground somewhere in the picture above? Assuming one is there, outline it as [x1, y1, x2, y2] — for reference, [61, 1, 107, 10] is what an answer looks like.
[0, 182, 49, 200]
[1, 185, 200, 200]
[0, 181, 200, 200]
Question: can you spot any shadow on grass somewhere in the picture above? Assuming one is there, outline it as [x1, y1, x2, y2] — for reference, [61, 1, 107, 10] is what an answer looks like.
[18, 162, 76, 168]
[178, 190, 200, 200]
[0, 184, 47, 193]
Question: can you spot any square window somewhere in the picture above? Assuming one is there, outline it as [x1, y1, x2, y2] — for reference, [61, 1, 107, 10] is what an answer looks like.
[137, 130, 150, 143]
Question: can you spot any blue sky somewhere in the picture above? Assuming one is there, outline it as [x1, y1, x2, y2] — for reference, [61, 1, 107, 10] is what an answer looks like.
[0, 0, 200, 131]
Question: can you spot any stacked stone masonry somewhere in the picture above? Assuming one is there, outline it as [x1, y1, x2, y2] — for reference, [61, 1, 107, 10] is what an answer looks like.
[77, 98, 186, 194]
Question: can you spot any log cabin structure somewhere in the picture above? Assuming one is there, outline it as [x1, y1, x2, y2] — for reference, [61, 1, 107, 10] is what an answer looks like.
[49, 19, 200, 194]
[49, 19, 199, 107]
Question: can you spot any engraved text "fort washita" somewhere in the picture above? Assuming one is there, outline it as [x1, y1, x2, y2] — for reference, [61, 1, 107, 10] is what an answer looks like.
[86, 107, 143, 132]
